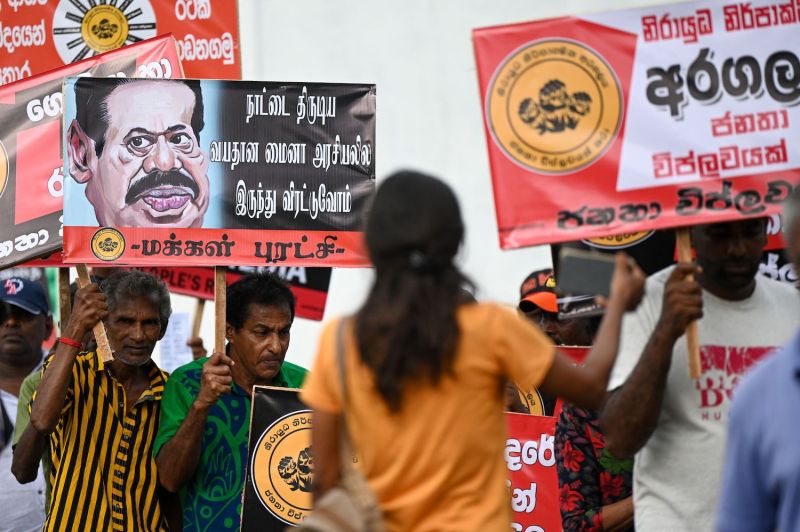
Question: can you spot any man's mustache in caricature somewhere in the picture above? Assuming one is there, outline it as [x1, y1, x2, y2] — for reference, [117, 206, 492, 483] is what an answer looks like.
[125, 170, 199, 205]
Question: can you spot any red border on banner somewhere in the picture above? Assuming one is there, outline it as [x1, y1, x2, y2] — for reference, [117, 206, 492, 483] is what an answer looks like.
[474, 8, 800, 249]
[64, 227, 369, 267]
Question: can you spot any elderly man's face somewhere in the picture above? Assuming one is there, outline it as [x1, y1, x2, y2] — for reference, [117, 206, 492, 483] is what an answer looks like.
[106, 296, 163, 367]
[85, 81, 209, 228]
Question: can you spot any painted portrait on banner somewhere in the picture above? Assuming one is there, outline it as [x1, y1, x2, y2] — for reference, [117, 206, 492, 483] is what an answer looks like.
[66, 78, 211, 228]
[62, 78, 376, 267]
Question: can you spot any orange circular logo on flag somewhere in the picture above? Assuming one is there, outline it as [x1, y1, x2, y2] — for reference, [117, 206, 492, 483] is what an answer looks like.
[91, 228, 126, 261]
[81, 5, 130, 53]
[583, 231, 654, 249]
[251, 410, 313, 526]
[487, 39, 622, 175]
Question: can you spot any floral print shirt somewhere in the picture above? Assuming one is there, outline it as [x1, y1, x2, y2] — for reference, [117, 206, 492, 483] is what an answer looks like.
[555, 404, 634, 531]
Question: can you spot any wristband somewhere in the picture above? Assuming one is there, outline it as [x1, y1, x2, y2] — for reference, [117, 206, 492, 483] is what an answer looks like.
[58, 336, 82, 349]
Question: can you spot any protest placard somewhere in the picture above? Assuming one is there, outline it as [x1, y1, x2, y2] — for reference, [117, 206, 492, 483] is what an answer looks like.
[61, 78, 376, 267]
[474, 0, 800, 249]
[0, 35, 181, 270]
[506, 413, 562, 532]
[0, 0, 239, 83]
[242, 386, 311, 531]
[134, 265, 333, 321]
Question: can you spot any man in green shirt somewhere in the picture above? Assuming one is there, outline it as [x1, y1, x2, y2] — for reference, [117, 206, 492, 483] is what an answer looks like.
[155, 273, 306, 531]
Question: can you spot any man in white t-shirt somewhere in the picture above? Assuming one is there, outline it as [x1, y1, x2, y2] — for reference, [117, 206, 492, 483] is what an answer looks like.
[0, 277, 52, 532]
[600, 218, 800, 531]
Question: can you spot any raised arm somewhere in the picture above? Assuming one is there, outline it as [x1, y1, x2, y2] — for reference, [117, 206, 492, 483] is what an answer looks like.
[30, 284, 107, 434]
[539, 253, 646, 411]
[600, 263, 703, 458]
[156, 351, 233, 492]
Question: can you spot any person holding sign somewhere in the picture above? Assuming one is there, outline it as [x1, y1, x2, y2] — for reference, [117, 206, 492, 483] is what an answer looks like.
[301, 171, 646, 531]
[67, 78, 210, 228]
[29, 271, 174, 532]
[716, 191, 800, 532]
[600, 218, 800, 531]
[0, 277, 53, 532]
[154, 273, 307, 532]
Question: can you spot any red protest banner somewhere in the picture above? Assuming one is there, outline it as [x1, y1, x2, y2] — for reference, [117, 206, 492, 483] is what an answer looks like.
[474, 0, 800, 249]
[0, 0, 239, 83]
[506, 413, 562, 532]
[134, 265, 332, 321]
[0, 35, 181, 270]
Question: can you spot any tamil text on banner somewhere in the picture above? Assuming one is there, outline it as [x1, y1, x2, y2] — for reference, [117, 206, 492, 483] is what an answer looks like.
[0, 0, 239, 83]
[135, 265, 333, 321]
[474, 0, 800, 249]
[243, 386, 312, 531]
[0, 35, 181, 270]
[61, 78, 376, 267]
[506, 413, 562, 532]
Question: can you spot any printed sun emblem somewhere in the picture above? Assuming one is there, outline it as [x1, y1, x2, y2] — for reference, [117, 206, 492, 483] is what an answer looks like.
[51, 0, 157, 63]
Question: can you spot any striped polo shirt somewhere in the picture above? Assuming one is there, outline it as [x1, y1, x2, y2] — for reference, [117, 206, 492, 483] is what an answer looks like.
[39, 351, 168, 532]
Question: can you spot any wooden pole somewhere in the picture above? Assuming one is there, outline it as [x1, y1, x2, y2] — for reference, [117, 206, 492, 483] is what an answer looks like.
[76, 264, 113, 363]
[192, 298, 206, 338]
[58, 267, 71, 334]
[214, 267, 226, 353]
[676, 229, 701, 379]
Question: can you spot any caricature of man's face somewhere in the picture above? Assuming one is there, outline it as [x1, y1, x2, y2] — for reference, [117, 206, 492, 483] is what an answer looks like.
[71, 81, 209, 228]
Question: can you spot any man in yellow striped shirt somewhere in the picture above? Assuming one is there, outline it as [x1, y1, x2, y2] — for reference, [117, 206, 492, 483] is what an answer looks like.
[30, 271, 173, 531]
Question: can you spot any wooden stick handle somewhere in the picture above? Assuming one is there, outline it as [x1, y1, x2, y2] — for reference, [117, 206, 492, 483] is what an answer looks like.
[192, 298, 206, 338]
[676, 229, 701, 379]
[58, 267, 71, 334]
[76, 264, 113, 363]
[214, 267, 226, 353]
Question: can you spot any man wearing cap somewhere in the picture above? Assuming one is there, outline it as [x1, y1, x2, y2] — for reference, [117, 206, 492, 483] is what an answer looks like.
[515, 268, 634, 530]
[518, 268, 595, 347]
[0, 276, 52, 532]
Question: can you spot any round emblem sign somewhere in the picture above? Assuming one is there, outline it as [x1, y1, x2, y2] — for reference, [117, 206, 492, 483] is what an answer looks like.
[583, 230, 655, 249]
[52, 0, 157, 63]
[487, 39, 623, 175]
[91, 227, 125, 261]
[251, 410, 313, 526]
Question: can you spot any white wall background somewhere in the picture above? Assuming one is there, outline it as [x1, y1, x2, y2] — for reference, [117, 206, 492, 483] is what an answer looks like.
[156, 0, 685, 371]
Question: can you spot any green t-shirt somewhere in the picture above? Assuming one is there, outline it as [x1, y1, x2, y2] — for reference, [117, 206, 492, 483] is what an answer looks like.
[13, 369, 53, 511]
[153, 357, 306, 532]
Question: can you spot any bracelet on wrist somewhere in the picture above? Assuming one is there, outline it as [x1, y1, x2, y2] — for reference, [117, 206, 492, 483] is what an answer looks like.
[58, 336, 82, 349]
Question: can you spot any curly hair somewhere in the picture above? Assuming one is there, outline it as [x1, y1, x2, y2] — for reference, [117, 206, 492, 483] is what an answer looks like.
[101, 270, 172, 329]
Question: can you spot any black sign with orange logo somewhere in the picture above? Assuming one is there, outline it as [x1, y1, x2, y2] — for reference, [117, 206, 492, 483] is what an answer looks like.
[243, 387, 312, 530]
